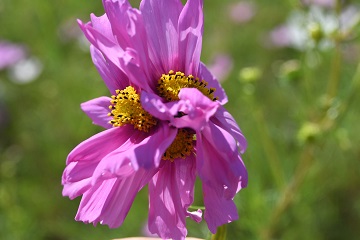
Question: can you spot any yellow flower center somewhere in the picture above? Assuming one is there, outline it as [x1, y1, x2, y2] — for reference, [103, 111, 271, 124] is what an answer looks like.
[162, 128, 195, 161]
[157, 70, 218, 161]
[108, 86, 157, 132]
[157, 70, 218, 102]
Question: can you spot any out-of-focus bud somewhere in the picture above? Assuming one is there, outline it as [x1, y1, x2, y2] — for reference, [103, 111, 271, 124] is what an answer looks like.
[308, 22, 324, 43]
[297, 122, 321, 144]
[278, 59, 302, 83]
[239, 67, 262, 83]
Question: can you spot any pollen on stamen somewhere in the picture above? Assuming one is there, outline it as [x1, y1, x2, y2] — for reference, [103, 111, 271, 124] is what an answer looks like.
[162, 128, 195, 161]
[108, 86, 157, 132]
[157, 70, 218, 102]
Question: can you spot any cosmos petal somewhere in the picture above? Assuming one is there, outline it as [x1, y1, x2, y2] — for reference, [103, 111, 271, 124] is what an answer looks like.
[178, 0, 204, 75]
[140, 0, 183, 74]
[203, 182, 239, 234]
[148, 156, 196, 239]
[81, 96, 112, 129]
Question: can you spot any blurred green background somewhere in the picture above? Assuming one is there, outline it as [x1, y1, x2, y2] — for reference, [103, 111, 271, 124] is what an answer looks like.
[0, 0, 359, 239]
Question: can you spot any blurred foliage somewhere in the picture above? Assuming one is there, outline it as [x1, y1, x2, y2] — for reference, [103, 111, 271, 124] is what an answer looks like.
[0, 0, 359, 239]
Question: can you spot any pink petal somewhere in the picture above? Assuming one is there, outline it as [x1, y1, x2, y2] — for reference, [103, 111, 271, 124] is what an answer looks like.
[81, 96, 112, 129]
[66, 125, 133, 165]
[202, 183, 239, 234]
[89, 13, 116, 43]
[103, 0, 156, 91]
[174, 88, 219, 131]
[178, 0, 204, 76]
[92, 122, 177, 179]
[140, 0, 183, 74]
[80, 11, 154, 93]
[141, 91, 180, 121]
[62, 161, 96, 199]
[148, 156, 197, 240]
[196, 130, 247, 199]
[75, 166, 156, 228]
[90, 45, 130, 93]
[78, 19, 124, 70]
[199, 63, 228, 105]
[187, 209, 203, 223]
[213, 106, 247, 153]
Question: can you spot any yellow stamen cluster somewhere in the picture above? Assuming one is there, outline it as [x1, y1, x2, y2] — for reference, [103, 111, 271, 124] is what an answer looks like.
[157, 70, 218, 102]
[163, 129, 194, 161]
[108, 86, 157, 132]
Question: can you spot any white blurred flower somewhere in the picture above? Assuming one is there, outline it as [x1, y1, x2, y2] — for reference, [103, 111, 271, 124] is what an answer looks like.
[8, 57, 43, 84]
[270, 5, 360, 51]
[301, 0, 336, 8]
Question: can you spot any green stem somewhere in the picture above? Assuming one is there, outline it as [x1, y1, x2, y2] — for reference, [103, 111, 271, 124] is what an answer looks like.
[261, 145, 315, 240]
[326, 1, 342, 100]
[188, 205, 206, 210]
[254, 108, 285, 190]
[207, 225, 227, 240]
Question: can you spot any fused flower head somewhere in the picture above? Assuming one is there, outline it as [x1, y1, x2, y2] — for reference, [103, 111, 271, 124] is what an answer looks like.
[62, 0, 247, 239]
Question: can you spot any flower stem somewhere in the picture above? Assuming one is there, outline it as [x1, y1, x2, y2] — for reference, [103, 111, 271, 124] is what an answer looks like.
[207, 225, 227, 240]
[260, 145, 315, 239]
[189, 205, 206, 210]
[254, 108, 285, 190]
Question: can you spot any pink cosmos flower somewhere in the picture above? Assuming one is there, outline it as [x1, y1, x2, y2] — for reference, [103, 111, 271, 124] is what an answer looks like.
[62, 0, 247, 239]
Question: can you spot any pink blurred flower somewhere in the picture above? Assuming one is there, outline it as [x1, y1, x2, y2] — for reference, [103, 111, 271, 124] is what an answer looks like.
[269, 25, 292, 48]
[0, 41, 26, 70]
[62, 0, 247, 239]
[207, 54, 233, 82]
[229, 1, 255, 24]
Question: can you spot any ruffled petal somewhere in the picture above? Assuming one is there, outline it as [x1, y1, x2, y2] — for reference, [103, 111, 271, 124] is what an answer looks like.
[62, 161, 97, 199]
[66, 125, 133, 165]
[199, 62, 228, 105]
[196, 130, 247, 199]
[212, 106, 247, 153]
[89, 13, 116, 43]
[202, 182, 239, 234]
[140, 0, 183, 74]
[148, 155, 197, 240]
[90, 45, 129, 94]
[81, 96, 112, 129]
[174, 88, 219, 131]
[141, 91, 180, 121]
[78, 19, 124, 70]
[75, 166, 156, 228]
[178, 0, 203, 75]
[102, 0, 156, 91]
[80, 12, 154, 93]
[93, 122, 177, 179]
[187, 209, 203, 223]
